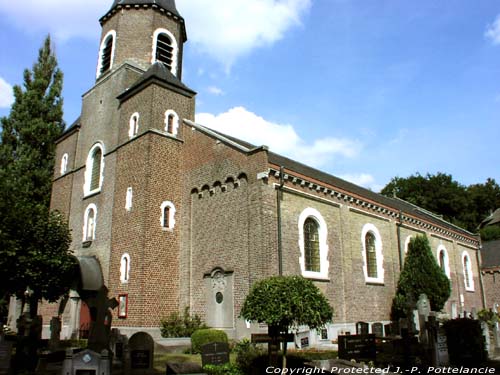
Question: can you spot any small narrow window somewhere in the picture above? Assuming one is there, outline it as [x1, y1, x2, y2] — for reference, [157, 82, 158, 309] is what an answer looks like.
[60, 153, 68, 175]
[304, 218, 320, 272]
[167, 114, 174, 133]
[164, 110, 179, 135]
[462, 252, 474, 291]
[125, 187, 133, 211]
[120, 253, 131, 283]
[129, 113, 139, 138]
[160, 201, 176, 230]
[365, 232, 377, 278]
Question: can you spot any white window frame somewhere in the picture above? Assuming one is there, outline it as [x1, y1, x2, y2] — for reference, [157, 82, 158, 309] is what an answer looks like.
[361, 223, 384, 284]
[96, 30, 116, 78]
[462, 251, 475, 292]
[437, 245, 451, 279]
[60, 153, 68, 175]
[151, 28, 179, 76]
[164, 109, 179, 136]
[125, 187, 133, 211]
[298, 207, 329, 280]
[160, 201, 176, 230]
[128, 112, 139, 138]
[120, 253, 131, 283]
[83, 142, 105, 196]
[83, 203, 97, 242]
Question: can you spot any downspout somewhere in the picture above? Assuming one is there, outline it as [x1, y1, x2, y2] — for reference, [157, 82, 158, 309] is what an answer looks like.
[277, 166, 284, 276]
[476, 235, 487, 309]
[397, 210, 404, 271]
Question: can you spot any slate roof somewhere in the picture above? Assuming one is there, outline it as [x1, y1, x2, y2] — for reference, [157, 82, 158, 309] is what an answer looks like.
[107, 0, 181, 18]
[479, 208, 500, 229]
[198, 125, 476, 239]
[481, 239, 500, 268]
[117, 62, 196, 102]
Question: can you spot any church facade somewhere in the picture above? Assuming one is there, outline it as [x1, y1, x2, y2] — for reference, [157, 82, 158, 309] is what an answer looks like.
[37, 0, 483, 345]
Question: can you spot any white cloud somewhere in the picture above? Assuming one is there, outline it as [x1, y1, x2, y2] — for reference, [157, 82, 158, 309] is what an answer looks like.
[485, 15, 500, 45]
[339, 173, 382, 191]
[195, 106, 361, 169]
[178, 0, 312, 70]
[0, 0, 108, 41]
[207, 86, 224, 96]
[0, 77, 14, 108]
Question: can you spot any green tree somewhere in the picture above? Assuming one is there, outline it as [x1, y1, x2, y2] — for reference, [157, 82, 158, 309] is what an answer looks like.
[391, 235, 451, 321]
[240, 275, 333, 369]
[0, 35, 77, 324]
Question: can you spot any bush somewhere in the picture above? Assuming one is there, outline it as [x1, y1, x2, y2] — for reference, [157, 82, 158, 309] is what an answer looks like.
[443, 318, 487, 366]
[191, 329, 228, 354]
[160, 307, 208, 338]
[233, 339, 264, 374]
[204, 363, 242, 375]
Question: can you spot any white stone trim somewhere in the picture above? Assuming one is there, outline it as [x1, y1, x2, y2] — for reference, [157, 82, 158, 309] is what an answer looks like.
[164, 109, 179, 136]
[125, 187, 133, 211]
[60, 153, 68, 175]
[462, 251, 474, 292]
[404, 235, 413, 254]
[83, 203, 97, 242]
[151, 28, 179, 76]
[361, 223, 384, 284]
[298, 207, 329, 280]
[83, 142, 105, 196]
[128, 112, 139, 138]
[160, 201, 176, 230]
[437, 245, 451, 279]
[120, 253, 131, 283]
[96, 30, 116, 78]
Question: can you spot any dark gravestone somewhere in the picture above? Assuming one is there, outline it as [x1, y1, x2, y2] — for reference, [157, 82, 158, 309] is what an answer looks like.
[128, 332, 154, 373]
[371, 322, 384, 338]
[384, 324, 392, 337]
[0, 338, 13, 375]
[300, 337, 309, 348]
[338, 334, 376, 361]
[200, 342, 229, 367]
[356, 321, 369, 335]
[166, 362, 204, 374]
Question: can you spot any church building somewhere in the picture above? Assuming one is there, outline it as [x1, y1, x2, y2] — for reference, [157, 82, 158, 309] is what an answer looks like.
[35, 0, 483, 345]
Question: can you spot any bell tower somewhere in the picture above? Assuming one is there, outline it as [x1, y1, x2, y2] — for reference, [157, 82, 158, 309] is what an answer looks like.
[96, 0, 187, 80]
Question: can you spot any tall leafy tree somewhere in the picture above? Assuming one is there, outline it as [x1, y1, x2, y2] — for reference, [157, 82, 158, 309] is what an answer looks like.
[0, 35, 77, 322]
[391, 235, 451, 321]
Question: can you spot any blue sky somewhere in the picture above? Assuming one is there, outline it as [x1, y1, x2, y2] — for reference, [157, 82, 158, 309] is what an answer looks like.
[1, 0, 500, 192]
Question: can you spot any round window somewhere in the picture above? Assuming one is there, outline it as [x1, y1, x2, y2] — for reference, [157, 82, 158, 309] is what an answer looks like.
[215, 292, 223, 304]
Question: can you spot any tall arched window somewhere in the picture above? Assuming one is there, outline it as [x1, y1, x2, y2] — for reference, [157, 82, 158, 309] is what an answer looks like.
[84, 143, 104, 195]
[60, 153, 68, 175]
[462, 251, 474, 291]
[129, 112, 139, 138]
[298, 208, 329, 279]
[152, 28, 178, 75]
[361, 223, 384, 284]
[160, 201, 176, 230]
[304, 218, 320, 272]
[437, 245, 451, 278]
[83, 204, 97, 242]
[120, 253, 131, 283]
[96, 30, 116, 78]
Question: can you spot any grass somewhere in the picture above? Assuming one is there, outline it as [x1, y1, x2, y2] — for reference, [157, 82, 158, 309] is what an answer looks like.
[153, 352, 238, 372]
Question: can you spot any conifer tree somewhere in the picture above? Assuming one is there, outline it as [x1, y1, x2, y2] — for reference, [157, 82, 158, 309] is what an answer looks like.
[0, 35, 77, 322]
[391, 235, 451, 321]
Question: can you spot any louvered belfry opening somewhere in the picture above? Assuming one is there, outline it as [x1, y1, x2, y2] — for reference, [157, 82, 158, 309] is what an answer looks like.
[90, 148, 102, 191]
[100, 36, 113, 74]
[156, 33, 174, 69]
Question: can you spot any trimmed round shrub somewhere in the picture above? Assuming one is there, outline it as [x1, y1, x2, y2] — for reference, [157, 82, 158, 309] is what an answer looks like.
[191, 328, 228, 354]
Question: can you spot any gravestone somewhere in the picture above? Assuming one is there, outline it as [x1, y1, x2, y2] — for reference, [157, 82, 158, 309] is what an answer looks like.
[417, 294, 431, 344]
[200, 342, 229, 367]
[436, 328, 449, 366]
[61, 348, 110, 375]
[338, 334, 376, 361]
[355, 322, 369, 335]
[49, 316, 61, 351]
[128, 332, 154, 373]
[384, 323, 392, 337]
[166, 362, 204, 374]
[371, 322, 383, 338]
[0, 336, 13, 375]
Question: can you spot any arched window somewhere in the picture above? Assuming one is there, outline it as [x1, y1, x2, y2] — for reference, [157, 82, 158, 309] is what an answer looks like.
[83, 204, 97, 242]
[60, 153, 68, 175]
[129, 112, 139, 138]
[164, 110, 179, 136]
[462, 251, 474, 291]
[120, 253, 131, 283]
[84, 143, 104, 195]
[96, 30, 116, 78]
[152, 28, 178, 76]
[437, 245, 451, 278]
[304, 218, 320, 272]
[361, 223, 384, 284]
[404, 235, 413, 255]
[160, 201, 176, 230]
[125, 187, 133, 211]
[298, 208, 329, 279]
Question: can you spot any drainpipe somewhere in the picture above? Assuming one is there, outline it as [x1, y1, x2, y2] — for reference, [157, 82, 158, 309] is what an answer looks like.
[476, 235, 487, 309]
[397, 210, 404, 271]
[277, 166, 284, 276]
